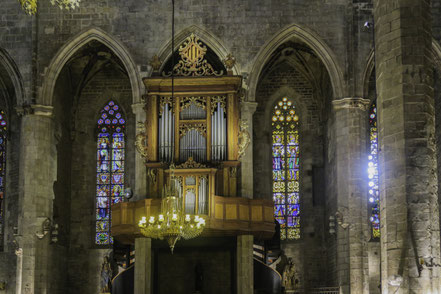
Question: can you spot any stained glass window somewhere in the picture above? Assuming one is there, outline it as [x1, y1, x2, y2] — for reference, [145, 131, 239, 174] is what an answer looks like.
[368, 102, 380, 239]
[272, 97, 300, 240]
[0, 110, 6, 251]
[96, 101, 125, 245]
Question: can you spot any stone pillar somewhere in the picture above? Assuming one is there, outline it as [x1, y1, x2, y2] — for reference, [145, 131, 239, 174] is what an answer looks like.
[374, 0, 441, 293]
[332, 98, 370, 294]
[240, 102, 257, 199]
[132, 102, 147, 201]
[16, 105, 56, 294]
[134, 237, 152, 294]
[237, 234, 253, 294]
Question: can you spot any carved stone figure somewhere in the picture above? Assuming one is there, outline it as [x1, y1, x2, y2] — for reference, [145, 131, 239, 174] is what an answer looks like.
[135, 121, 148, 162]
[100, 255, 112, 293]
[237, 119, 250, 160]
[282, 258, 298, 290]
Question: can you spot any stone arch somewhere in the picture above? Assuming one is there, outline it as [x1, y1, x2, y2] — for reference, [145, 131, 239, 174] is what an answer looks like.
[362, 39, 441, 99]
[39, 27, 142, 106]
[155, 25, 240, 75]
[248, 23, 345, 101]
[0, 48, 24, 107]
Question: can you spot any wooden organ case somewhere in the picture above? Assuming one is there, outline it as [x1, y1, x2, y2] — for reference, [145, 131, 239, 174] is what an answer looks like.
[139, 34, 242, 217]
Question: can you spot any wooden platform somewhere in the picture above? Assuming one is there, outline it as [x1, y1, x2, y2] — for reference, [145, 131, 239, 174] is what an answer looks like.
[111, 196, 275, 244]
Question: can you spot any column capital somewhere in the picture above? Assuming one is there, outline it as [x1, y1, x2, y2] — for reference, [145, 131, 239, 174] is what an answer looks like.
[332, 97, 370, 111]
[15, 104, 53, 117]
[131, 102, 146, 114]
[240, 101, 258, 115]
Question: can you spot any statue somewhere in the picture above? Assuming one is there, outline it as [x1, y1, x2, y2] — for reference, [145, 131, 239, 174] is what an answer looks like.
[282, 258, 299, 290]
[237, 119, 250, 160]
[100, 255, 112, 293]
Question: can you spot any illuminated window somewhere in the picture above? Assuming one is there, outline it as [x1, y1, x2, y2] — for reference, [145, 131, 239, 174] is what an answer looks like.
[0, 110, 6, 250]
[95, 101, 125, 245]
[368, 102, 379, 238]
[272, 97, 300, 240]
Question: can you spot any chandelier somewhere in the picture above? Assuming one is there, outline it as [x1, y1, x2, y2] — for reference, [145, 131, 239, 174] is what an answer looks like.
[138, 166, 205, 253]
[18, 0, 80, 15]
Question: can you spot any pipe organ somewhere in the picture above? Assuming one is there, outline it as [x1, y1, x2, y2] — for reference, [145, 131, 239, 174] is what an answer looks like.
[139, 34, 244, 214]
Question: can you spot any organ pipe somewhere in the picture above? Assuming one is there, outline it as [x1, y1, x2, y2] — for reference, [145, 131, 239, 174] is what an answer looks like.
[159, 103, 174, 162]
[211, 103, 226, 161]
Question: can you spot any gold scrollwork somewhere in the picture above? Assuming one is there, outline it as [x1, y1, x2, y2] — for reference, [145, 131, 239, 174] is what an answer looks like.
[159, 96, 173, 116]
[179, 123, 207, 138]
[164, 34, 224, 77]
[147, 168, 157, 184]
[176, 157, 207, 169]
[237, 119, 250, 160]
[135, 121, 148, 162]
[180, 96, 207, 111]
[210, 96, 227, 115]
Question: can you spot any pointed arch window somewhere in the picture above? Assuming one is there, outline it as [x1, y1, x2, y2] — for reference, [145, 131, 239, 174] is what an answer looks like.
[272, 97, 300, 240]
[96, 101, 125, 245]
[0, 110, 6, 250]
[368, 102, 380, 238]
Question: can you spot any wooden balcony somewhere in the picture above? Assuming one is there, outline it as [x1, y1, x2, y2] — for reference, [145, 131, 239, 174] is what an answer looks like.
[111, 196, 275, 244]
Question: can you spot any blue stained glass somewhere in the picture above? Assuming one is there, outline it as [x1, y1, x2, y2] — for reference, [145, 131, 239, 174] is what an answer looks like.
[96, 101, 125, 245]
[272, 98, 300, 240]
[98, 174, 110, 184]
[96, 232, 110, 244]
[97, 209, 110, 220]
[368, 102, 380, 239]
[111, 174, 124, 184]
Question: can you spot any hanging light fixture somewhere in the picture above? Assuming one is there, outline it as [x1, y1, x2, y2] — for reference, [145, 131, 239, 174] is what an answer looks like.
[138, 0, 205, 253]
[18, 0, 80, 15]
[138, 165, 206, 253]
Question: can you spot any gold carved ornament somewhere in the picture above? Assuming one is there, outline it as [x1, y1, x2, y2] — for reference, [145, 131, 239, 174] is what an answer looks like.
[210, 96, 227, 115]
[176, 157, 207, 169]
[179, 123, 207, 138]
[159, 96, 173, 116]
[180, 96, 207, 111]
[164, 34, 223, 77]
[237, 119, 251, 160]
[135, 121, 148, 162]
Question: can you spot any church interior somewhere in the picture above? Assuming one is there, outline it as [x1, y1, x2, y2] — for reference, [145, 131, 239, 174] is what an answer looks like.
[1, 0, 441, 293]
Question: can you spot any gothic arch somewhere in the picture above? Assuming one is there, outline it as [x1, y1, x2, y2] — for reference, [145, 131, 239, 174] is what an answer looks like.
[362, 38, 441, 98]
[39, 27, 142, 106]
[248, 24, 345, 101]
[155, 25, 240, 75]
[0, 48, 24, 107]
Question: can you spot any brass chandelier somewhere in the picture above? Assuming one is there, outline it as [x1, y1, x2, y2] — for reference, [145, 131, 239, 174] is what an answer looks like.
[138, 166, 205, 253]
[18, 0, 80, 15]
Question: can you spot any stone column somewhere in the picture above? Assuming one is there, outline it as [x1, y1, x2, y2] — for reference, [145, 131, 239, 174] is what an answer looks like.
[132, 102, 147, 201]
[237, 234, 253, 294]
[16, 105, 56, 294]
[332, 98, 370, 294]
[374, 0, 441, 293]
[240, 102, 257, 199]
[134, 237, 152, 294]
